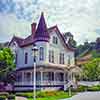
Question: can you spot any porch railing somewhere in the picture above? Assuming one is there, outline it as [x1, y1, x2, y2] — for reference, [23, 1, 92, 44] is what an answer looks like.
[15, 81, 66, 86]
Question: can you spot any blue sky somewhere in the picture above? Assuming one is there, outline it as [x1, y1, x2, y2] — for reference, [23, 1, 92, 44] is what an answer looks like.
[0, 0, 100, 44]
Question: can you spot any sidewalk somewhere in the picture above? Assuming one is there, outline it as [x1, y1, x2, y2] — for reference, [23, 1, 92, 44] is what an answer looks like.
[15, 96, 28, 100]
[62, 92, 100, 100]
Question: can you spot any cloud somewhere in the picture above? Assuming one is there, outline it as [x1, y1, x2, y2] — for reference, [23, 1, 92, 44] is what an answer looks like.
[0, 0, 100, 44]
[0, 13, 31, 42]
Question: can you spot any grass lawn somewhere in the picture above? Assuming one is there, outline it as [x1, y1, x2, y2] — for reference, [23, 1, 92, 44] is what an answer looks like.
[16, 91, 75, 100]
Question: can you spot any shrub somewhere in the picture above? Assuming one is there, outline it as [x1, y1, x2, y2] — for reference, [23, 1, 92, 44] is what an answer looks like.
[76, 85, 88, 92]
[16, 91, 71, 99]
[87, 85, 100, 91]
[0, 95, 6, 100]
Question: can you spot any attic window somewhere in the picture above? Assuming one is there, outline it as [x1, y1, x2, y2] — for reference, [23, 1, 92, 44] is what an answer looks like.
[53, 36, 58, 44]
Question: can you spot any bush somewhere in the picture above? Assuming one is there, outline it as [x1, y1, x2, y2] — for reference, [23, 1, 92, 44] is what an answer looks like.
[16, 91, 71, 99]
[87, 85, 100, 91]
[75, 85, 100, 92]
[0, 95, 6, 100]
[8, 94, 15, 100]
[76, 85, 88, 92]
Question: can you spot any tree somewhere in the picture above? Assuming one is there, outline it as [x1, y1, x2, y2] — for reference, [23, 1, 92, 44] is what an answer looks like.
[82, 58, 100, 81]
[0, 48, 15, 83]
[68, 38, 77, 48]
[63, 32, 77, 47]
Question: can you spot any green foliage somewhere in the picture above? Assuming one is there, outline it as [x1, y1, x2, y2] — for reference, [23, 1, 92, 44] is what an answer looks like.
[16, 91, 74, 100]
[76, 42, 90, 57]
[82, 58, 100, 81]
[69, 38, 77, 47]
[0, 92, 15, 100]
[87, 85, 100, 91]
[75, 85, 100, 92]
[0, 48, 15, 83]
[75, 85, 88, 92]
[91, 50, 100, 58]
[0, 95, 6, 100]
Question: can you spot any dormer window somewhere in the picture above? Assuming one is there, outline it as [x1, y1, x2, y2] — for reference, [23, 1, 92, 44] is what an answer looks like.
[53, 36, 58, 44]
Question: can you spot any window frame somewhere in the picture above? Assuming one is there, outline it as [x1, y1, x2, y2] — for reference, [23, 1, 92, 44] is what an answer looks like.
[49, 50, 54, 63]
[53, 36, 58, 44]
[59, 53, 64, 64]
[39, 47, 44, 61]
[25, 52, 28, 64]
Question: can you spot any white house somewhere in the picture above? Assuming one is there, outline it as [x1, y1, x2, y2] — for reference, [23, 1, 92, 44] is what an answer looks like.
[9, 12, 79, 91]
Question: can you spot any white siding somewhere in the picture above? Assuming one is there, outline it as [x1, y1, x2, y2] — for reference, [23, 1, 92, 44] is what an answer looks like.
[9, 31, 75, 69]
[16, 42, 49, 68]
[47, 31, 75, 65]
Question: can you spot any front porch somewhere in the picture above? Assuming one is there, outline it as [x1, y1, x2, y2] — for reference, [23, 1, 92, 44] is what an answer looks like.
[15, 71, 68, 85]
[15, 66, 78, 91]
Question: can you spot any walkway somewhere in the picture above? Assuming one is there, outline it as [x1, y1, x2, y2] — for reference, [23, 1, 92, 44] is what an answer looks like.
[62, 92, 100, 100]
[15, 96, 28, 100]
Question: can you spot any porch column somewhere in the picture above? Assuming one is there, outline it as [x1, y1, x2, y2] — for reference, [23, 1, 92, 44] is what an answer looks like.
[68, 71, 71, 81]
[30, 72, 32, 85]
[54, 72, 56, 85]
[40, 71, 43, 85]
[21, 71, 24, 85]
[64, 72, 67, 91]
[71, 72, 73, 81]
[64, 72, 66, 84]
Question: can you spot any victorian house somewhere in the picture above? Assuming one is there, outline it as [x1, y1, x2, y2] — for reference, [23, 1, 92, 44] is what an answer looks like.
[9, 13, 79, 91]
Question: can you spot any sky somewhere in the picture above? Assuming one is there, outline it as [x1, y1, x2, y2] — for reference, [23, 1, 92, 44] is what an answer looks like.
[0, 0, 100, 44]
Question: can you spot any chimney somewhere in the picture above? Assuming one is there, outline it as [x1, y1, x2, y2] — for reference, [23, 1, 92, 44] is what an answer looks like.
[31, 23, 36, 34]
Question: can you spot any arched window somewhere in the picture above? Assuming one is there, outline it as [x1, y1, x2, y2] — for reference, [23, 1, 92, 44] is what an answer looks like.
[39, 47, 44, 61]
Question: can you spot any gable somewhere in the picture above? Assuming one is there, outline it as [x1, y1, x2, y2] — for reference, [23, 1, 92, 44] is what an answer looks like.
[48, 26, 75, 52]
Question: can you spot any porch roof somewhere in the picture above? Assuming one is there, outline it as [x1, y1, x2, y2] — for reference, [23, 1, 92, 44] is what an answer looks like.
[16, 64, 77, 72]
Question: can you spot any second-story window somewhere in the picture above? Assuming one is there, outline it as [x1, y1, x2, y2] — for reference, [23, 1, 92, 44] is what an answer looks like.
[49, 50, 54, 63]
[68, 55, 70, 65]
[25, 52, 28, 64]
[39, 47, 44, 61]
[59, 53, 64, 64]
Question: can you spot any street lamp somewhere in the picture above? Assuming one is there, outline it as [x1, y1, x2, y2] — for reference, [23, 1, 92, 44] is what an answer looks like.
[32, 44, 38, 100]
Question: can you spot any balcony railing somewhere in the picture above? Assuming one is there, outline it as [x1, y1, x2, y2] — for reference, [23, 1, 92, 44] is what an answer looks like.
[15, 81, 66, 86]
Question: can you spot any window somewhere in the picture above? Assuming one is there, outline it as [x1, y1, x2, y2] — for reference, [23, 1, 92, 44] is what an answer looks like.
[25, 72, 31, 82]
[39, 47, 44, 61]
[68, 55, 70, 65]
[59, 53, 64, 64]
[43, 72, 54, 81]
[25, 52, 28, 64]
[49, 50, 54, 63]
[55, 37, 58, 44]
[53, 36, 58, 44]
[16, 72, 22, 82]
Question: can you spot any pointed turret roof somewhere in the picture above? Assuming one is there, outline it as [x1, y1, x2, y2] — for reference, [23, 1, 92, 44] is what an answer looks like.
[34, 12, 50, 42]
